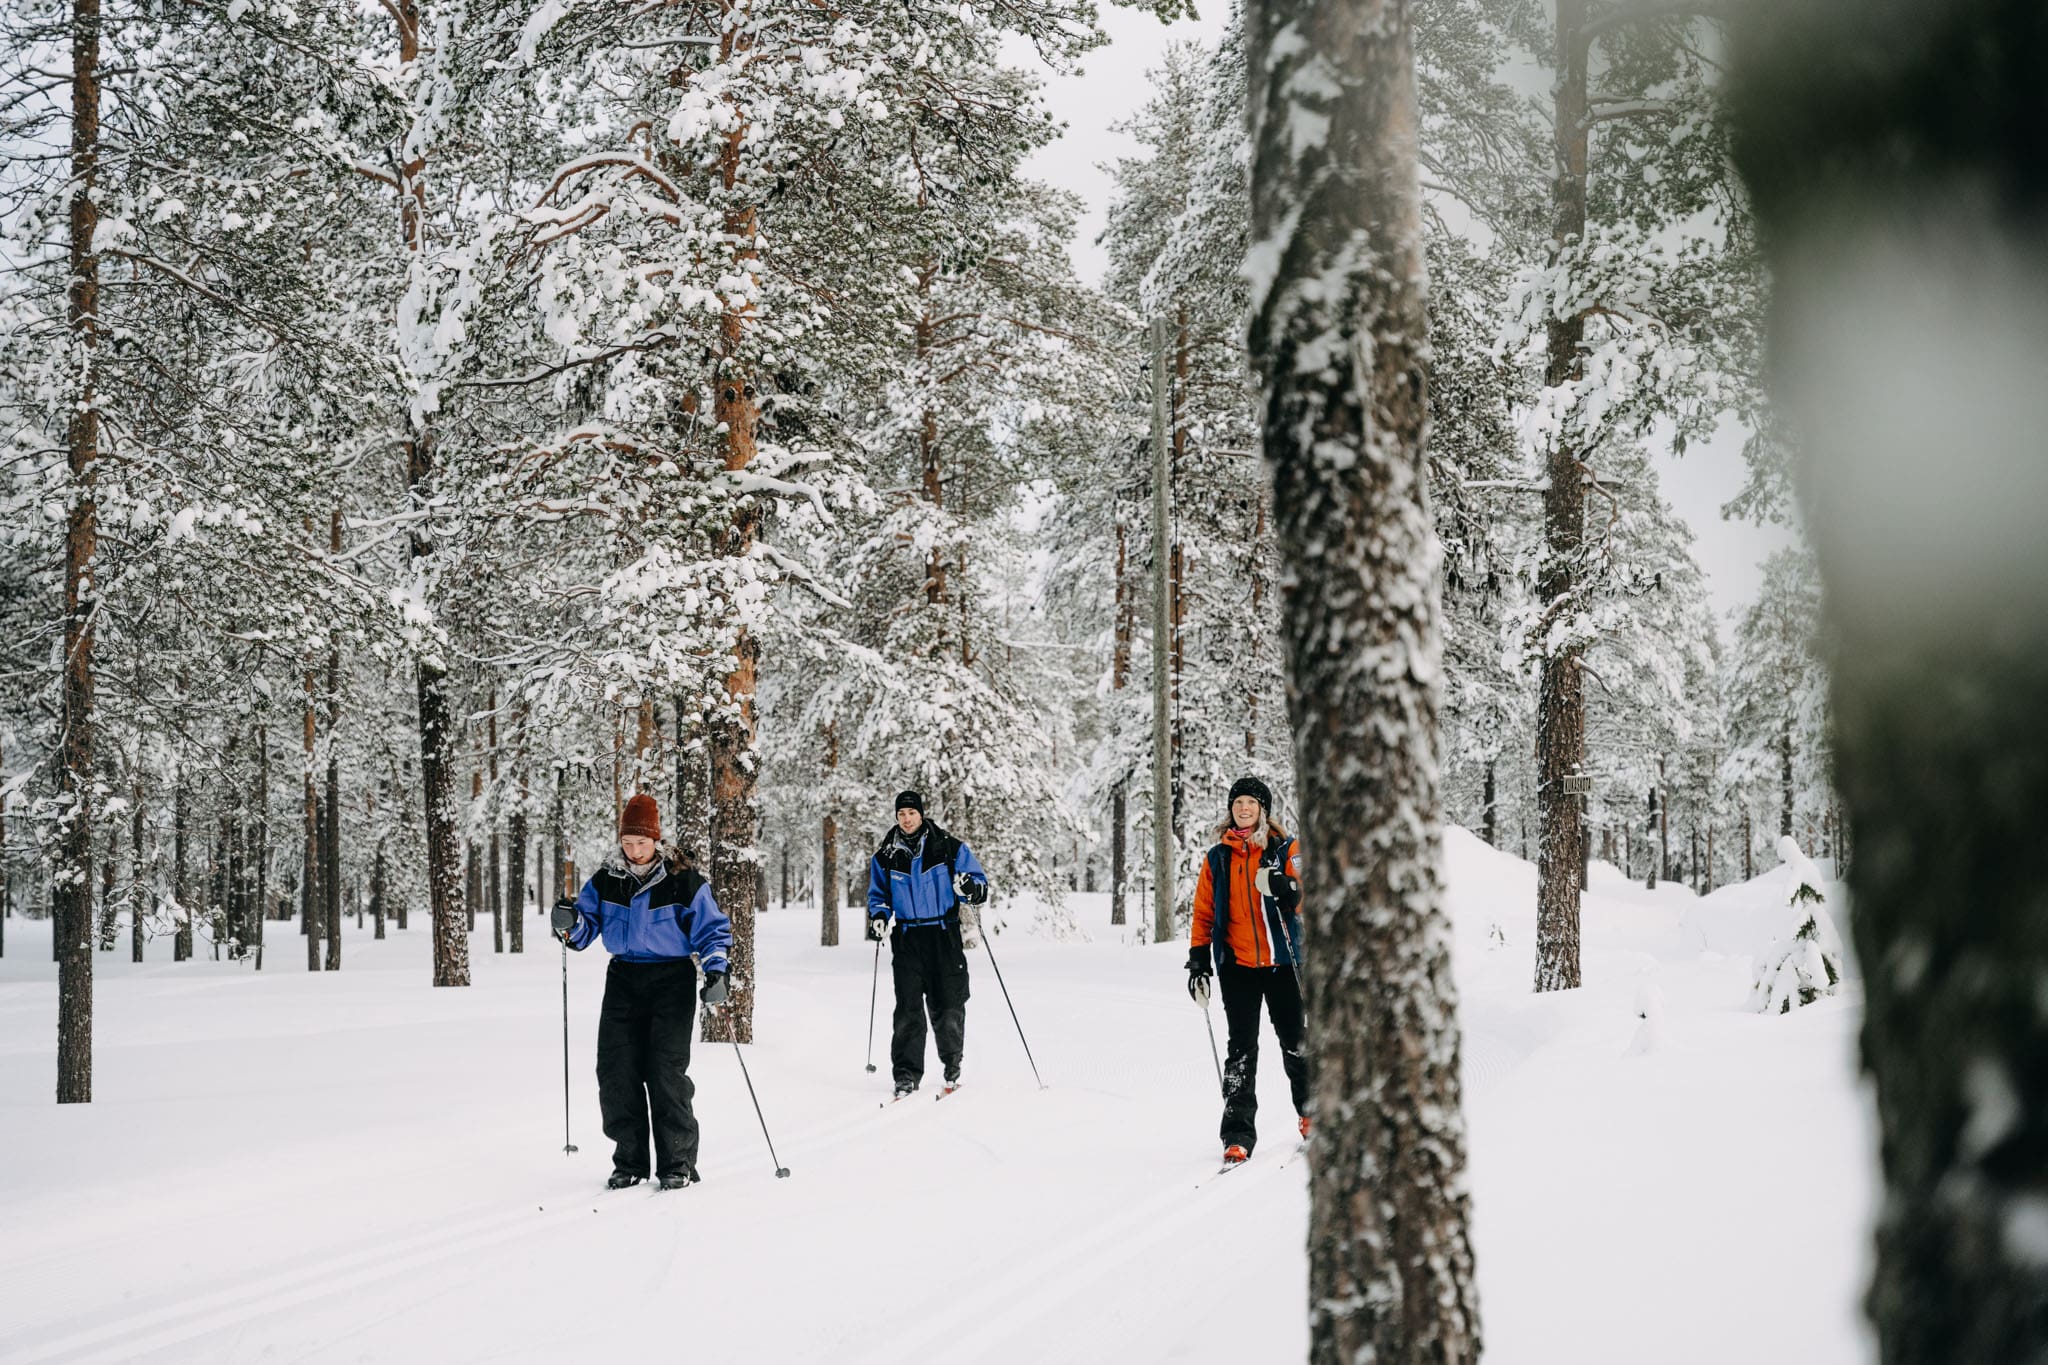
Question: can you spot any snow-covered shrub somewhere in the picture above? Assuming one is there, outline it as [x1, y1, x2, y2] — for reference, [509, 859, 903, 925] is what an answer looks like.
[1751, 837, 1844, 1014]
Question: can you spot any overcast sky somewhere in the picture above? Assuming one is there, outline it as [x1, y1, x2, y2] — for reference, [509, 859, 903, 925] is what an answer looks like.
[1019, 10, 1798, 631]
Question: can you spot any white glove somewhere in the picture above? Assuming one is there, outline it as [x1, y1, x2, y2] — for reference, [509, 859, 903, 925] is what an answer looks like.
[1254, 866, 1273, 896]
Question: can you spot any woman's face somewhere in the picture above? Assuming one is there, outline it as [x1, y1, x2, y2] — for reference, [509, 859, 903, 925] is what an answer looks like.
[620, 835, 656, 866]
[1231, 796, 1262, 830]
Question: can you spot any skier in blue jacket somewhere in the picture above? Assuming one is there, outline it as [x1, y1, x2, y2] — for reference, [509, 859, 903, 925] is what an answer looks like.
[552, 793, 730, 1190]
[867, 791, 988, 1098]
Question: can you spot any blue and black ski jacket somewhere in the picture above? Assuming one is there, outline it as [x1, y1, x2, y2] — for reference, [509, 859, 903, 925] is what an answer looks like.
[563, 849, 731, 971]
[866, 820, 987, 929]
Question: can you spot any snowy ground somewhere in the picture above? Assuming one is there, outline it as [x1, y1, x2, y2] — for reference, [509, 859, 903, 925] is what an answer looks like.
[0, 830, 1874, 1363]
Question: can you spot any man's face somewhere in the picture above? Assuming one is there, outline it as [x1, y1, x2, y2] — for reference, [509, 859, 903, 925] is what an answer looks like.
[1231, 796, 1262, 830]
[620, 835, 657, 866]
[896, 807, 923, 836]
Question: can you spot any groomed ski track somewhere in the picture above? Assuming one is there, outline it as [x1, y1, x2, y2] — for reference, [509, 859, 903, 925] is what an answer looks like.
[1, 831, 1873, 1363]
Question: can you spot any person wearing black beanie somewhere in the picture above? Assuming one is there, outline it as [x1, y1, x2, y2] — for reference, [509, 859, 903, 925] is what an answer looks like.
[1186, 776, 1308, 1164]
[865, 790, 989, 1098]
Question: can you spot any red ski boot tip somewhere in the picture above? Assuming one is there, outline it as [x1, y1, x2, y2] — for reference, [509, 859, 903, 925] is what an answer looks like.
[1222, 1144, 1250, 1165]
[1299, 1114, 1311, 1139]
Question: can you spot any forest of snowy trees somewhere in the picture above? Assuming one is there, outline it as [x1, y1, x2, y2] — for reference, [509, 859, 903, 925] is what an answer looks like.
[0, 0, 1836, 1080]
[14, 0, 2048, 1359]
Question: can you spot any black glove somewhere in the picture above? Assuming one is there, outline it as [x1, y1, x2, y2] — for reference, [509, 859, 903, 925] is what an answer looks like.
[1186, 946, 1214, 1005]
[953, 873, 988, 905]
[701, 970, 729, 1006]
[550, 900, 577, 939]
[866, 915, 889, 942]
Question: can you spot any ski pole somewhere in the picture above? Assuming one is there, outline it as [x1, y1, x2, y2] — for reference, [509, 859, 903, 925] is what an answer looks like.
[1201, 998, 1226, 1096]
[863, 934, 881, 1074]
[977, 909, 1045, 1089]
[560, 858, 578, 1155]
[716, 1003, 790, 1179]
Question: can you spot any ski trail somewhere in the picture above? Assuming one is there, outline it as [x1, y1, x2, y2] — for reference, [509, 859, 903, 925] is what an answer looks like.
[848, 1153, 1302, 1365]
[5, 1199, 551, 1364]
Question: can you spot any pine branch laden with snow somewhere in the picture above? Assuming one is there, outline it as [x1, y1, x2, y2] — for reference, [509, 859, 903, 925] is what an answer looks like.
[1246, 0, 1479, 1359]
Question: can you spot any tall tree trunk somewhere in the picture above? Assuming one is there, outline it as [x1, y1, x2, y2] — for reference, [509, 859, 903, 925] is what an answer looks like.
[703, 23, 762, 1041]
[1533, 0, 1591, 993]
[488, 697, 503, 955]
[1110, 784, 1127, 927]
[1658, 756, 1670, 883]
[130, 778, 145, 962]
[55, 0, 102, 1102]
[303, 666, 322, 971]
[1111, 512, 1131, 928]
[1731, 7, 2048, 1357]
[253, 727, 267, 966]
[1, 734, 9, 960]
[1779, 718, 1796, 838]
[820, 722, 839, 947]
[324, 514, 343, 971]
[1246, 0, 1479, 1357]
[1482, 759, 1498, 848]
[99, 820, 118, 950]
[391, 0, 466, 988]
[173, 772, 190, 964]
[508, 763, 527, 954]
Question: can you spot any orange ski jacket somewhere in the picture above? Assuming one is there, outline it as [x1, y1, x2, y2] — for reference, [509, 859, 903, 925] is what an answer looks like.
[1191, 826, 1303, 968]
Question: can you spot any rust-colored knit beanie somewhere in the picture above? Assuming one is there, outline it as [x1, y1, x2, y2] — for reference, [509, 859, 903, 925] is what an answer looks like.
[619, 793, 661, 841]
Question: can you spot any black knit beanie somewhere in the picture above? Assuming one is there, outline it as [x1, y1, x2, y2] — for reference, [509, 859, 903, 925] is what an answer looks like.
[894, 790, 925, 815]
[1227, 777, 1272, 814]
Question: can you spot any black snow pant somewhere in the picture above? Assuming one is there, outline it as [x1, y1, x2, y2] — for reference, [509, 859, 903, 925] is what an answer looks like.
[1219, 960, 1309, 1154]
[596, 957, 700, 1181]
[890, 921, 970, 1090]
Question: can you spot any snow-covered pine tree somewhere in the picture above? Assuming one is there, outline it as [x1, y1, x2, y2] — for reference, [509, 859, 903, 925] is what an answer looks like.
[1750, 835, 1841, 1014]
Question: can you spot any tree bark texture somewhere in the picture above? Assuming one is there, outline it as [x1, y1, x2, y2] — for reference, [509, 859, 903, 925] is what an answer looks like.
[1533, 0, 1590, 993]
[1729, 4, 2048, 1359]
[56, 0, 102, 1102]
[130, 780, 144, 963]
[303, 668, 322, 971]
[1244, 0, 1479, 1357]
[702, 36, 762, 1040]
[418, 660, 469, 986]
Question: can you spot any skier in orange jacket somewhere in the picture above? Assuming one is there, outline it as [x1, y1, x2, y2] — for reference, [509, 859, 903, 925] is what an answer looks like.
[1185, 777, 1306, 1164]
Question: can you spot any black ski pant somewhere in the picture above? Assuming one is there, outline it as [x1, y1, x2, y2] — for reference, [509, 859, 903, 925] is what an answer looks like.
[890, 921, 969, 1089]
[596, 957, 700, 1180]
[1219, 960, 1308, 1154]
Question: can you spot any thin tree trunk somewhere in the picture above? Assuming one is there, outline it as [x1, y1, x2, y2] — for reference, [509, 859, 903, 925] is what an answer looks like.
[130, 778, 144, 962]
[99, 820, 118, 951]
[1533, 0, 1591, 993]
[1658, 756, 1670, 883]
[56, 0, 102, 1102]
[1245, 0, 1479, 1355]
[508, 778, 527, 954]
[1110, 783, 1127, 927]
[1111, 510, 1131, 929]
[173, 772, 190, 965]
[820, 722, 840, 947]
[1779, 718, 1796, 838]
[1482, 759, 1498, 848]
[304, 666, 322, 971]
[254, 728, 267, 968]
[488, 697, 503, 955]
[324, 515, 342, 971]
